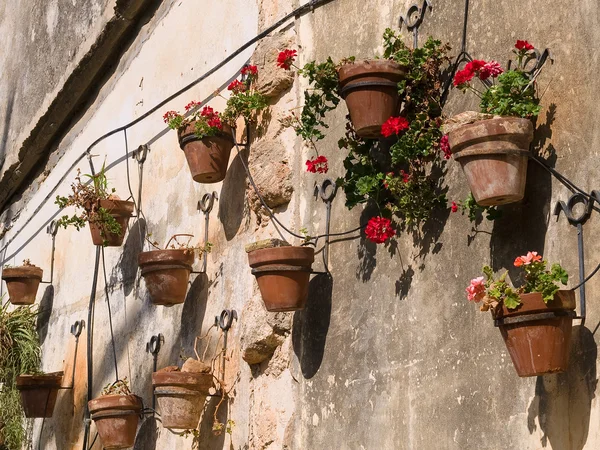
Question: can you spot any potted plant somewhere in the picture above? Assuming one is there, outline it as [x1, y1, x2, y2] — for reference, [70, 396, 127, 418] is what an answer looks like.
[2, 260, 43, 305]
[163, 65, 266, 184]
[466, 251, 573, 377]
[55, 164, 134, 246]
[15, 371, 63, 418]
[246, 239, 314, 312]
[0, 302, 41, 449]
[447, 40, 545, 206]
[88, 378, 142, 449]
[279, 30, 452, 244]
[138, 234, 212, 306]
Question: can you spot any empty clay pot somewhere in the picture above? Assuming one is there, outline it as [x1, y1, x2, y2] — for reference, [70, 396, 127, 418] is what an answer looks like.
[248, 246, 314, 312]
[88, 199, 135, 246]
[2, 265, 43, 305]
[448, 117, 534, 206]
[178, 123, 234, 183]
[338, 60, 406, 139]
[495, 290, 575, 377]
[138, 249, 195, 306]
[152, 370, 213, 429]
[88, 394, 142, 449]
[16, 372, 63, 418]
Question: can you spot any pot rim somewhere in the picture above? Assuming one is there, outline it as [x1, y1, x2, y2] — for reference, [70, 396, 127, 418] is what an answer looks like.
[495, 290, 576, 319]
[152, 370, 213, 389]
[88, 394, 143, 414]
[97, 199, 135, 217]
[247, 245, 315, 268]
[138, 248, 196, 267]
[338, 59, 407, 83]
[2, 265, 43, 280]
[16, 372, 64, 389]
[177, 122, 234, 144]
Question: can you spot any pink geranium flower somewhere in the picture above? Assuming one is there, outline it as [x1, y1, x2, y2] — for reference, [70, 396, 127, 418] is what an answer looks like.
[466, 276, 486, 302]
[514, 251, 542, 267]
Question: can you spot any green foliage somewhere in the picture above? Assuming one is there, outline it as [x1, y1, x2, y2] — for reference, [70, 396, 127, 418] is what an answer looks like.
[222, 90, 267, 125]
[0, 301, 41, 450]
[460, 193, 502, 222]
[480, 70, 540, 118]
[522, 261, 569, 303]
[482, 267, 521, 309]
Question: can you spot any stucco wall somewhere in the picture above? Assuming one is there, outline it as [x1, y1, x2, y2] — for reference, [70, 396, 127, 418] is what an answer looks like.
[2, 0, 600, 449]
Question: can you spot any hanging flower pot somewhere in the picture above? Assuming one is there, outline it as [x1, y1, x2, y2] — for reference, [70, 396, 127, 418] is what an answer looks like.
[178, 122, 234, 184]
[152, 369, 213, 429]
[448, 117, 533, 206]
[88, 394, 142, 449]
[495, 290, 575, 377]
[138, 249, 195, 306]
[2, 262, 43, 305]
[16, 372, 63, 418]
[247, 242, 314, 312]
[88, 199, 135, 247]
[338, 60, 406, 139]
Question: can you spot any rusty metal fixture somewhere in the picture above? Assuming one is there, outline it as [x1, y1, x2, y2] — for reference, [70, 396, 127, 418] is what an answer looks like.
[448, 117, 534, 206]
[138, 249, 195, 306]
[88, 394, 142, 449]
[89, 199, 135, 247]
[494, 290, 576, 377]
[2, 265, 43, 305]
[338, 60, 407, 139]
[178, 122, 234, 184]
[16, 372, 63, 418]
[248, 246, 315, 312]
[152, 371, 213, 429]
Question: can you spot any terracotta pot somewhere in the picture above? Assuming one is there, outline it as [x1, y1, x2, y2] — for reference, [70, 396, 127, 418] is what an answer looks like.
[248, 246, 314, 312]
[338, 60, 406, 139]
[88, 394, 142, 449]
[178, 123, 234, 183]
[16, 372, 63, 418]
[138, 249, 195, 305]
[89, 199, 135, 246]
[448, 117, 534, 206]
[152, 371, 213, 429]
[495, 290, 576, 377]
[2, 265, 43, 305]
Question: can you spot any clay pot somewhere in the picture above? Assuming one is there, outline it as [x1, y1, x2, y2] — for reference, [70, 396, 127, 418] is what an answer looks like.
[2, 265, 43, 305]
[89, 199, 135, 246]
[248, 246, 314, 312]
[88, 394, 142, 449]
[495, 290, 576, 377]
[338, 60, 406, 139]
[448, 117, 534, 206]
[138, 249, 195, 306]
[16, 372, 63, 418]
[178, 123, 234, 183]
[152, 370, 213, 429]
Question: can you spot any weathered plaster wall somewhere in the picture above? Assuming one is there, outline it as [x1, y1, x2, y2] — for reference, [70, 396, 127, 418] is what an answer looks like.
[2, 0, 600, 449]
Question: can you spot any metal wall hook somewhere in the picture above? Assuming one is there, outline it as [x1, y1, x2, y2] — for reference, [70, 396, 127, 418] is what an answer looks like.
[146, 333, 164, 412]
[60, 320, 85, 390]
[314, 179, 337, 269]
[133, 144, 149, 164]
[399, 0, 432, 48]
[71, 320, 84, 338]
[216, 309, 238, 331]
[197, 192, 218, 273]
[40, 220, 59, 285]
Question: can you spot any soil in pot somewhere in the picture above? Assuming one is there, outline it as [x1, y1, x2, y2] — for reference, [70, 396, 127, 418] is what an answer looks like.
[88, 394, 142, 449]
[338, 60, 406, 139]
[495, 290, 576, 377]
[138, 249, 195, 306]
[16, 372, 63, 418]
[178, 123, 234, 183]
[89, 199, 135, 246]
[247, 242, 315, 312]
[2, 265, 43, 305]
[448, 116, 534, 206]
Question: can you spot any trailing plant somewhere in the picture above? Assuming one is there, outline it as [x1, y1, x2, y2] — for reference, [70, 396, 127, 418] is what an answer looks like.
[452, 193, 502, 222]
[0, 301, 41, 450]
[466, 252, 568, 311]
[54, 164, 124, 245]
[146, 233, 213, 256]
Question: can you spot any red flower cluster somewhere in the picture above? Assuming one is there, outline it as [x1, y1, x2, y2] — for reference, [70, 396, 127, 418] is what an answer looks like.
[228, 80, 247, 94]
[381, 116, 410, 137]
[241, 65, 258, 76]
[453, 59, 503, 87]
[163, 110, 180, 124]
[200, 106, 223, 129]
[400, 169, 410, 183]
[305, 155, 328, 174]
[440, 135, 451, 160]
[515, 40, 534, 51]
[451, 201, 458, 213]
[277, 49, 297, 70]
[184, 100, 200, 112]
[365, 216, 396, 244]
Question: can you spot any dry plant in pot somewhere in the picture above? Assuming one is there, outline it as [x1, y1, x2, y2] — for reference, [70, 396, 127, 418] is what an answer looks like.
[55, 164, 134, 246]
[446, 40, 547, 207]
[466, 252, 573, 377]
[138, 234, 212, 306]
[2, 259, 43, 305]
[88, 378, 142, 450]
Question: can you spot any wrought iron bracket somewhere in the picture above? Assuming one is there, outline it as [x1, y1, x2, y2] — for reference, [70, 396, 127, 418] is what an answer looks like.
[132, 144, 149, 164]
[399, 0, 432, 48]
[59, 320, 85, 390]
[210, 309, 237, 397]
[40, 220, 59, 285]
[313, 178, 337, 268]
[146, 333, 164, 412]
[194, 192, 219, 274]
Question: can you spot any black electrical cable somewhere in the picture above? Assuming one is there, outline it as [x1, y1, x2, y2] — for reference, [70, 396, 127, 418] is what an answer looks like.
[101, 246, 119, 382]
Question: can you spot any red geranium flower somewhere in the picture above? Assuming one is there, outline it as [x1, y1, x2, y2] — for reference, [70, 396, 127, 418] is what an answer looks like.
[451, 201, 458, 213]
[184, 101, 201, 112]
[464, 59, 486, 73]
[440, 135, 451, 159]
[200, 106, 215, 117]
[163, 110, 180, 123]
[241, 65, 258, 76]
[453, 68, 475, 86]
[400, 169, 410, 183]
[381, 116, 410, 137]
[305, 155, 328, 174]
[277, 49, 297, 70]
[207, 116, 223, 129]
[479, 61, 503, 80]
[365, 216, 396, 244]
[515, 40, 534, 51]
[228, 80, 247, 93]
